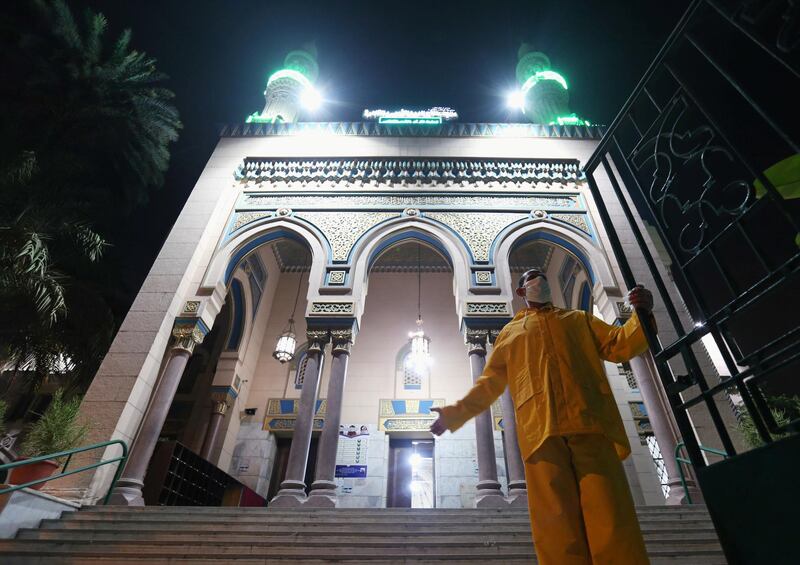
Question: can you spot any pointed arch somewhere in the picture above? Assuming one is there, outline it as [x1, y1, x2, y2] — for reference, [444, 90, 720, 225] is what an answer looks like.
[493, 219, 619, 302]
[348, 217, 473, 313]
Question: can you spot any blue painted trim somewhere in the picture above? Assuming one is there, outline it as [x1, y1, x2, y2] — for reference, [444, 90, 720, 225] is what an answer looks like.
[510, 231, 596, 284]
[226, 279, 246, 351]
[210, 385, 239, 400]
[366, 229, 454, 271]
[579, 281, 592, 312]
[174, 317, 210, 337]
[224, 229, 308, 284]
[460, 317, 513, 331]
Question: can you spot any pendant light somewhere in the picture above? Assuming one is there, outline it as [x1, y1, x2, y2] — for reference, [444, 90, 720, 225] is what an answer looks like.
[273, 250, 308, 363]
[407, 243, 431, 369]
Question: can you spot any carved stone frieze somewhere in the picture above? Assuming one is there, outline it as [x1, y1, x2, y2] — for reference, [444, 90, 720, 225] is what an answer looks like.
[466, 302, 509, 315]
[243, 193, 580, 210]
[295, 211, 398, 261]
[425, 212, 528, 262]
[237, 157, 584, 185]
[309, 302, 355, 315]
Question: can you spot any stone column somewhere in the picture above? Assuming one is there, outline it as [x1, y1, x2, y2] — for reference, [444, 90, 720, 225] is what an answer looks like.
[629, 352, 702, 504]
[199, 387, 236, 461]
[499, 387, 528, 507]
[109, 318, 208, 506]
[308, 328, 353, 507]
[270, 329, 328, 507]
[465, 329, 505, 508]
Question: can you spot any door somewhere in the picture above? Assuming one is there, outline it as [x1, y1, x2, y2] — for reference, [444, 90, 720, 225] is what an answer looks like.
[387, 439, 435, 508]
[267, 436, 318, 503]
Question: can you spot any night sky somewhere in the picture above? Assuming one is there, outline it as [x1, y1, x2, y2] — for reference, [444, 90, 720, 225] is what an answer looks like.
[68, 0, 690, 312]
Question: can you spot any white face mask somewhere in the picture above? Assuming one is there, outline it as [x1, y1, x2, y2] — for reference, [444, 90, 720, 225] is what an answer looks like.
[524, 277, 552, 304]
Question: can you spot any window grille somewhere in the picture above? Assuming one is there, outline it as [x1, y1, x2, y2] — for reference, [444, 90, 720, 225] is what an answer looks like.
[295, 353, 309, 389]
[646, 434, 670, 498]
[619, 362, 638, 391]
[403, 354, 425, 390]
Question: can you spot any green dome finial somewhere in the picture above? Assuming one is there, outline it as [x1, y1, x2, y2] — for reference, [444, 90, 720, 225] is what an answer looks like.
[515, 46, 571, 125]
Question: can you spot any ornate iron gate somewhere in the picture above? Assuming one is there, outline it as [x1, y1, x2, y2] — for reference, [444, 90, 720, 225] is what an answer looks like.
[582, 1, 799, 563]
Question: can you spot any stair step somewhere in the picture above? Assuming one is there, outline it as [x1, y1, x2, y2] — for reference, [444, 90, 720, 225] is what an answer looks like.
[4, 556, 728, 565]
[0, 505, 725, 564]
[80, 505, 710, 513]
[35, 520, 719, 535]
[0, 540, 726, 558]
[17, 529, 722, 544]
[61, 512, 713, 524]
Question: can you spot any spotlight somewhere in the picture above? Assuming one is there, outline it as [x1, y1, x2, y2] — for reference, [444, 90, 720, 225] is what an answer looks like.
[507, 90, 525, 110]
[300, 87, 322, 111]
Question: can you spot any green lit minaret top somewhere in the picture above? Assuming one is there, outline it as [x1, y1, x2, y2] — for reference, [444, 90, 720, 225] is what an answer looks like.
[515, 45, 589, 126]
[247, 45, 320, 124]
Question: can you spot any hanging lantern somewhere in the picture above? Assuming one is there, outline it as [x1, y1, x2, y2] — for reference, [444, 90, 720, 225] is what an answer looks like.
[408, 242, 431, 369]
[272, 248, 310, 364]
[273, 318, 297, 363]
[408, 321, 431, 367]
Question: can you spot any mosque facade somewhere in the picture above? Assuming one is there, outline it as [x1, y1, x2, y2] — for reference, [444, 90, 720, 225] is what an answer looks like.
[68, 46, 737, 510]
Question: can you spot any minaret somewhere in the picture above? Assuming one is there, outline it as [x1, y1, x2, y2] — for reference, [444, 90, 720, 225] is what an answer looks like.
[247, 45, 319, 124]
[515, 45, 571, 125]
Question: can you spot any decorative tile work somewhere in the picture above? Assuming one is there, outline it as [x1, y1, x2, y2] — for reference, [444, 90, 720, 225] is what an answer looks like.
[231, 211, 272, 232]
[550, 213, 591, 235]
[309, 302, 354, 315]
[264, 398, 327, 431]
[328, 270, 346, 285]
[491, 397, 504, 431]
[183, 301, 200, 313]
[223, 121, 604, 140]
[295, 211, 398, 261]
[465, 302, 509, 315]
[474, 271, 492, 285]
[378, 398, 445, 432]
[616, 301, 634, 317]
[425, 212, 528, 261]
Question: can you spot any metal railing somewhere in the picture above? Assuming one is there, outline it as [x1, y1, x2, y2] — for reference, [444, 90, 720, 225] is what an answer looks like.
[582, 0, 800, 471]
[674, 441, 729, 505]
[0, 440, 128, 505]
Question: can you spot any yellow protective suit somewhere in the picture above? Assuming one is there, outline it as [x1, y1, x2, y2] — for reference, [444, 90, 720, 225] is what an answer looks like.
[439, 305, 652, 565]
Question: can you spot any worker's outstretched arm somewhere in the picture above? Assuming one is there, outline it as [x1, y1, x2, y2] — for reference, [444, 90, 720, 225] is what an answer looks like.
[430, 338, 508, 435]
[587, 285, 655, 363]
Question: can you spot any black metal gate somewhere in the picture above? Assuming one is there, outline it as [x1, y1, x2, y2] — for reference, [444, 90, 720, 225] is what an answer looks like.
[582, 1, 799, 563]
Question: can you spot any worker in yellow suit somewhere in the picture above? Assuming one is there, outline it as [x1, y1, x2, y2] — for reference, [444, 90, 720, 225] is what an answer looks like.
[431, 268, 653, 565]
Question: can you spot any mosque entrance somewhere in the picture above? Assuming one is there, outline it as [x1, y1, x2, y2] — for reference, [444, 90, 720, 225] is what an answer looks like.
[387, 439, 435, 508]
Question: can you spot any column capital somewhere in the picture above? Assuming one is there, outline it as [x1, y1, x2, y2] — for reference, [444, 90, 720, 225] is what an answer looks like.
[330, 328, 353, 355]
[171, 317, 209, 353]
[464, 328, 488, 355]
[210, 385, 237, 410]
[306, 329, 330, 353]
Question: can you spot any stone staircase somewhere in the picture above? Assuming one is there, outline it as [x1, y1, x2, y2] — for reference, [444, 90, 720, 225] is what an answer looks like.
[0, 505, 727, 564]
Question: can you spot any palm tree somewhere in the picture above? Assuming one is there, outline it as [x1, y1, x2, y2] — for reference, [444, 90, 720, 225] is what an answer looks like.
[0, 0, 181, 393]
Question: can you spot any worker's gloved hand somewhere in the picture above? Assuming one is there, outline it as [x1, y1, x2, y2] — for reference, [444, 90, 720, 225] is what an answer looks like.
[627, 285, 653, 314]
[429, 407, 448, 436]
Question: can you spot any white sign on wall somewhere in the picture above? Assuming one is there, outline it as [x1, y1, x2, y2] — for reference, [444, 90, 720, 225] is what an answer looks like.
[334, 424, 369, 479]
